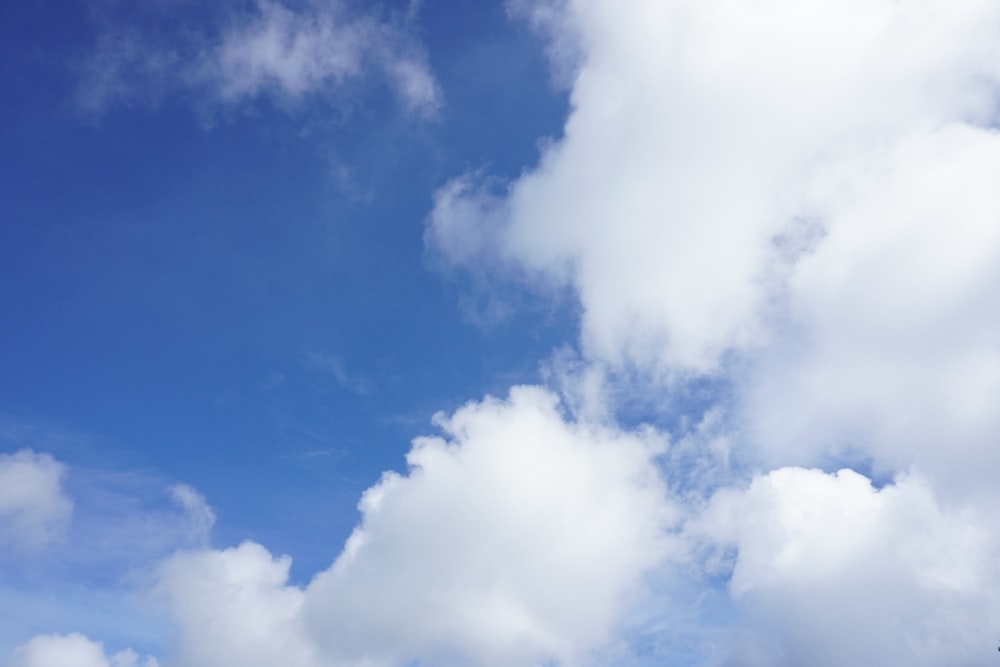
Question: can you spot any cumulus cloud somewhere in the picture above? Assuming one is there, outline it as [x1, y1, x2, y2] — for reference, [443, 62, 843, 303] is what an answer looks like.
[77, 0, 439, 117]
[4, 633, 156, 667]
[744, 123, 1000, 494]
[426, 0, 1000, 664]
[428, 0, 1000, 375]
[154, 542, 311, 667]
[427, 0, 1000, 496]
[694, 467, 1000, 666]
[0, 450, 73, 549]
[151, 387, 674, 667]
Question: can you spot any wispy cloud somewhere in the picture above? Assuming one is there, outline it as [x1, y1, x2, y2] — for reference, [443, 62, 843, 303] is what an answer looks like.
[304, 350, 374, 395]
[166, 484, 215, 547]
[76, 0, 440, 119]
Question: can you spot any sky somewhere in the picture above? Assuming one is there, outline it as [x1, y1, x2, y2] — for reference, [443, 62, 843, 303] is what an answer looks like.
[1, 1, 999, 666]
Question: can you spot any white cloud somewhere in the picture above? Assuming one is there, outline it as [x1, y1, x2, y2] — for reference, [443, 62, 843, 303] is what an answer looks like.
[4, 633, 156, 667]
[154, 542, 312, 667]
[429, 0, 1000, 375]
[304, 386, 673, 667]
[694, 467, 1000, 666]
[428, 0, 1000, 542]
[78, 0, 439, 117]
[211, 1, 364, 101]
[151, 387, 675, 667]
[744, 123, 1000, 494]
[0, 450, 73, 550]
[427, 1, 1000, 663]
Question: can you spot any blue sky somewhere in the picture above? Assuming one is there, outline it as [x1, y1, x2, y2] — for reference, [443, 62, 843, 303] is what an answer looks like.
[2, 2, 1000, 667]
[2, 0, 572, 575]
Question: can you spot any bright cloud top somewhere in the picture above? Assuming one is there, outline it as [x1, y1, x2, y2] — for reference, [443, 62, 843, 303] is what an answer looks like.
[78, 0, 439, 117]
[0, 450, 73, 550]
[151, 387, 674, 667]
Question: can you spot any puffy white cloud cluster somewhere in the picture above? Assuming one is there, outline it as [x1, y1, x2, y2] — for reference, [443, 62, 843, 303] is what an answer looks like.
[745, 124, 1000, 494]
[0, 450, 72, 550]
[78, 0, 438, 117]
[430, 0, 1000, 376]
[427, 0, 1000, 664]
[149, 387, 674, 667]
[695, 467, 1000, 666]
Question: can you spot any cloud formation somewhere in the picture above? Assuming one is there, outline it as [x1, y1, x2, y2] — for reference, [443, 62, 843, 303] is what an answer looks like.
[426, 0, 1000, 496]
[429, 0, 1000, 377]
[695, 467, 1000, 666]
[78, 0, 439, 117]
[0, 450, 73, 550]
[10, 1, 1000, 665]
[427, 0, 1000, 663]
[151, 387, 674, 667]
[166, 484, 215, 546]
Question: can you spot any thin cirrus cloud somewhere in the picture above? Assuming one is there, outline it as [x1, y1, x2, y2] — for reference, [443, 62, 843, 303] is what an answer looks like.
[304, 350, 374, 396]
[76, 0, 439, 118]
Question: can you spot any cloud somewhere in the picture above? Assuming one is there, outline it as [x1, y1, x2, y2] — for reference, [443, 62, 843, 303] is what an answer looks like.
[304, 350, 374, 395]
[4, 633, 156, 667]
[741, 123, 1000, 500]
[151, 387, 675, 667]
[153, 542, 310, 667]
[426, 1, 1000, 663]
[426, 0, 1000, 505]
[166, 484, 215, 546]
[0, 454, 217, 660]
[428, 0, 1000, 376]
[0, 450, 73, 550]
[693, 467, 1000, 666]
[77, 0, 439, 118]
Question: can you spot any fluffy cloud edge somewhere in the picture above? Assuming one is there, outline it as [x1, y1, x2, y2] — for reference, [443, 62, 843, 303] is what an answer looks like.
[0, 449, 73, 550]
[4, 633, 157, 667]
